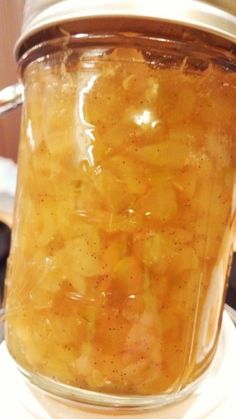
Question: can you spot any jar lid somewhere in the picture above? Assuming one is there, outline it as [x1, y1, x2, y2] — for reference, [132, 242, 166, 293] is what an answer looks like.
[15, 0, 236, 60]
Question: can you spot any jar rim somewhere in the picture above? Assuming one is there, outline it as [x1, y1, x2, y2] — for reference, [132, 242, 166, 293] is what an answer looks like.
[18, 32, 236, 79]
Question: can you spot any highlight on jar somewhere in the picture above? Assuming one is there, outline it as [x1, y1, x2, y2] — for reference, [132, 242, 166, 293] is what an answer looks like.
[3, 44, 236, 400]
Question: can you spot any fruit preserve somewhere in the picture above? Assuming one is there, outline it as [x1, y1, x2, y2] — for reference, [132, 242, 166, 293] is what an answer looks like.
[5, 37, 236, 400]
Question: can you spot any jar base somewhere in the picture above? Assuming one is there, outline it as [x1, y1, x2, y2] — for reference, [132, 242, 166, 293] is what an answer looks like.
[3, 312, 236, 415]
[17, 366, 207, 411]
[6, 318, 227, 410]
[11, 345, 218, 411]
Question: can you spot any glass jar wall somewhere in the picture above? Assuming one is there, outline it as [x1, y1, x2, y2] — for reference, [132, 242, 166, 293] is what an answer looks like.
[4, 34, 236, 407]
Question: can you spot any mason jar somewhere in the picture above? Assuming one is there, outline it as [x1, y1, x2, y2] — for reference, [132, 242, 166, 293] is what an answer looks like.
[1, 0, 236, 410]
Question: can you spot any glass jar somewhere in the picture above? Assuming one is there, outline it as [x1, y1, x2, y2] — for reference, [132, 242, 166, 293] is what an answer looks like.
[3, 30, 236, 408]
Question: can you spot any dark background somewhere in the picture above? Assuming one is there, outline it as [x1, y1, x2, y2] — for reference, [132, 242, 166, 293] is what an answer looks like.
[0, 0, 24, 161]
